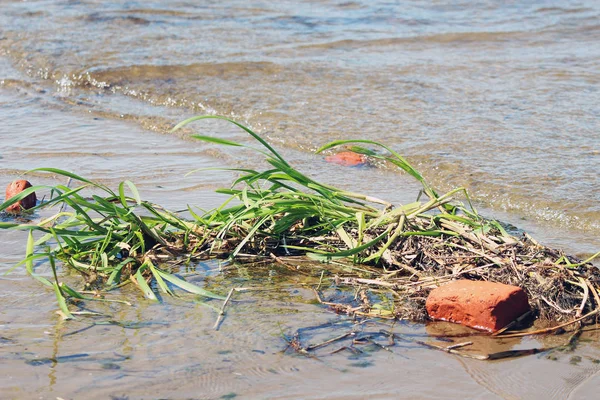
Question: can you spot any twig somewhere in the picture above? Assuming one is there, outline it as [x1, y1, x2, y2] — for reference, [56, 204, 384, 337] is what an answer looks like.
[540, 295, 573, 315]
[576, 277, 590, 318]
[213, 288, 236, 330]
[329, 346, 362, 355]
[316, 270, 325, 291]
[306, 332, 354, 351]
[524, 232, 541, 247]
[416, 340, 488, 360]
[496, 308, 600, 338]
[364, 337, 394, 352]
[339, 277, 397, 288]
[446, 341, 473, 350]
[585, 279, 600, 315]
[492, 310, 533, 336]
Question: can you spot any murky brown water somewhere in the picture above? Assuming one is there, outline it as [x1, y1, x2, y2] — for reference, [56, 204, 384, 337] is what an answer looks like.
[1, 0, 600, 398]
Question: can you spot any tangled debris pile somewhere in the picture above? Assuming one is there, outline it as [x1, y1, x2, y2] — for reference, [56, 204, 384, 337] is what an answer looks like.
[316, 221, 600, 324]
[1, 116, 598, 332]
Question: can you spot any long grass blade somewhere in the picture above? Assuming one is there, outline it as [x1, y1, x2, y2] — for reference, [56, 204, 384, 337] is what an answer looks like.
[53, 282, 74, 320]
[133, 265, 158, 301]
[154, 269, 225, 300]
[172, 115, 290, 166]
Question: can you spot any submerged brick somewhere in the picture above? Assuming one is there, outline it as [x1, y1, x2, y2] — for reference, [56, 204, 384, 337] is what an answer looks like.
[5, 180, 37, 213]
[325, 151, 368, 167]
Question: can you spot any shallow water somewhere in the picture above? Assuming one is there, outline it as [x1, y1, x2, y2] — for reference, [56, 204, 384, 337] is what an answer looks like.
[3, 258, 600, 400]
[1, 0, 600, 398]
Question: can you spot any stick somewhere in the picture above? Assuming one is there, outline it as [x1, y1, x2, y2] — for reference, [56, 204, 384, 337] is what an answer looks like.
[416, 340, 488, 360]
[316, 270, 325, 291]
[213, 288, 235, 330]
[496, 308, 600, 338]
[329, 346, 362, 355]
[306, 332, 354, 351]
[585, 279, 600, 314]
[340, 277, 397, 288]
[577, 277, 590, 318]
[270, 252, 310, 275]
[446, 341, 473, 350]
[540, 295, 574, 315]
[492, 310, 533, 336]
[365, 337, 394, 352]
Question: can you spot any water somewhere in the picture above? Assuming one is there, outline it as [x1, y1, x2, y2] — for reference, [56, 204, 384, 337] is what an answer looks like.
[1, 0, 599, 398]
[2, 0, 598, 249]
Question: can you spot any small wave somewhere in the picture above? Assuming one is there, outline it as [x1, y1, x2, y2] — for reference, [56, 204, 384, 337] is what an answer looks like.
[84, 12, 151, 26]
[86, 61, 283, 84]
[297, 30, 529, 51]
[536, 6, 594, 15]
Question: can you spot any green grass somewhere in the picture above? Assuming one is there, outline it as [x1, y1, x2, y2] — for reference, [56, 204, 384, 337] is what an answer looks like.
[1, 116, 599, 323]
[1, 168, 226, 317]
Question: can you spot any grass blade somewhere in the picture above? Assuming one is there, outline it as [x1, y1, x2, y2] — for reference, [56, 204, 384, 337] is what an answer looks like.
[154, 269, 225, 300]
[53, 282, 74, 320]
[133, 265, 158, 301]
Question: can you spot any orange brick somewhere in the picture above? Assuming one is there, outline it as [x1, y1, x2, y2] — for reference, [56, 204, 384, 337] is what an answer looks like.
[426, 280, 530, 332]
[325, 151, 367, 167]
[5, 180, 36, 213]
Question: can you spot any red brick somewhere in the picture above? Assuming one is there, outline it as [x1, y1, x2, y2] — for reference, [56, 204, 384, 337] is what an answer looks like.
[5, 180, 37, 213]
[426, 280, 530, 332]
[325, 151, 367, 167]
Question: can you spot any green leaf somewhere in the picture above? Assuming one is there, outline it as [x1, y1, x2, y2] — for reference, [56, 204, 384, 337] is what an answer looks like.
[134, 265, 158, 301]
[336, 224, 356, 250]
[0, 185, 42, 212]
[60, 283, 85, 299]
[25, 232, 52, 286]
[154, 269, 225, 300]
[171, 115, 289, 166]
[53, 282, 74, 320]
[146, 259, 174, 296]
[27, 168, 103, 190]
[191, 135, 243, 147]
[124, 180, 141, 205]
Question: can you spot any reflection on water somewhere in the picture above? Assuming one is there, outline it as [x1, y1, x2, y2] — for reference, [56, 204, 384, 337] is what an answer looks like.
[1, 0, 600, 398]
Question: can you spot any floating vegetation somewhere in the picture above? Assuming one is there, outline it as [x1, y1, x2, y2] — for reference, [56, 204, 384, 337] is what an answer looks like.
[1, 116, 599, 338]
